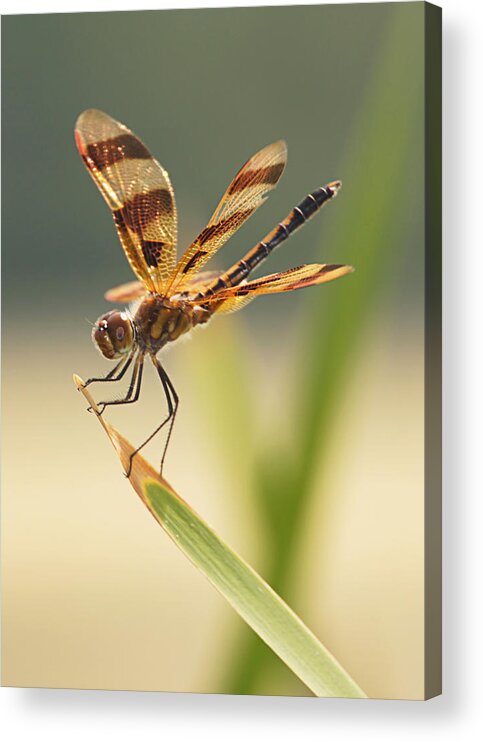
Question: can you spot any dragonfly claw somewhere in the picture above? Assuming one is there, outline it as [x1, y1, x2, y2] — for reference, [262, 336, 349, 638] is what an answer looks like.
[87, 403, 106, 415]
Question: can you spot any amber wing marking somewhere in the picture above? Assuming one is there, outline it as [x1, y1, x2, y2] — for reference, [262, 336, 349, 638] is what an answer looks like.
[169, 140, 287, 288]
[104, 281, 147, 303]
[200, 263, 353, 306]
[75, 109, 177, 293]
[105, 271, 223, 304]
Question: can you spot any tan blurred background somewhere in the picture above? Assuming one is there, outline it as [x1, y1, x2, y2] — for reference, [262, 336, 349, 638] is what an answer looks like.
[2, 3, 427, 698]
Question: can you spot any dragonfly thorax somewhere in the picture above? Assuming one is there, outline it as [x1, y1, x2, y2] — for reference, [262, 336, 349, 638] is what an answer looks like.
[133, 295, 198, 354]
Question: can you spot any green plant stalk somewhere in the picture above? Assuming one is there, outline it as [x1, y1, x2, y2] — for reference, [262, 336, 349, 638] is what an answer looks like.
[226, 4, 425, 694]
[75, 375, 366, 698]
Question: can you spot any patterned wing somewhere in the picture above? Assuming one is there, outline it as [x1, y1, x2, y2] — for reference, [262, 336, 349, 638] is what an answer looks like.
[211, 293, 257, 315]
[168, 140, 287, 289]
[104, 271, 222, 304]
[178, 271, 223, 293]
[200, 263, 353, 308]
[75, 109, 177, 293]
[104, 280, 146, 303]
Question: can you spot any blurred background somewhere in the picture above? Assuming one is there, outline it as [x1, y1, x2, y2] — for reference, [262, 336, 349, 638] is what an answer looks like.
[2, 3, 425, 698]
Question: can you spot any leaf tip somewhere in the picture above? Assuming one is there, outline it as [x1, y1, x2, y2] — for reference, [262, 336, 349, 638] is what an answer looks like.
[73, 373, 84, 390]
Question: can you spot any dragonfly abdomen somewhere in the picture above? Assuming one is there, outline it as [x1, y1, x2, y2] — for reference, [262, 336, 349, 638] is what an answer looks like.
[199, 181, 341, 299]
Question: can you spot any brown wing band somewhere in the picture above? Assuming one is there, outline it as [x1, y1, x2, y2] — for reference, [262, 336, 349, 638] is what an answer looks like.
[227, 163, 285, 194]
[83, 134, 152, 169]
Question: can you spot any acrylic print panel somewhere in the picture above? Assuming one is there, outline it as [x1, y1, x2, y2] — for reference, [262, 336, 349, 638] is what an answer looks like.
[1, 2, 441, 699]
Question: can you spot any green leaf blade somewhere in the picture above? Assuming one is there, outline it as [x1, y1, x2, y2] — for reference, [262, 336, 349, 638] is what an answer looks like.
[144, 479, 366, 699]
[74, 374, 365, 698]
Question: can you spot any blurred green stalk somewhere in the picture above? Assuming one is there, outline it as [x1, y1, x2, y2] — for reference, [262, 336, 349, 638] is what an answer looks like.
[225, 5, 424, 695]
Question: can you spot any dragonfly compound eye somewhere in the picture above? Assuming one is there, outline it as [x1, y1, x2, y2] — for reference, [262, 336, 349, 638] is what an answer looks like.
[92, 311, 134, 359]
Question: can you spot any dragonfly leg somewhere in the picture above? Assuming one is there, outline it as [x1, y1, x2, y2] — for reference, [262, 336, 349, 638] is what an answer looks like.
[126, 358, 179, 478]
[158, 365, 179, 476]
[95, 354, 144, 415]
[84, 351, 135, 387]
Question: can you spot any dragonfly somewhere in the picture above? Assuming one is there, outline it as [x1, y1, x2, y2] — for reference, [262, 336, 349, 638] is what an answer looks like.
[75, 109, 353, 475]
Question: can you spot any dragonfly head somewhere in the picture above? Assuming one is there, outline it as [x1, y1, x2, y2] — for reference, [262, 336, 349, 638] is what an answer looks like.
[92, 310, 135, 359]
